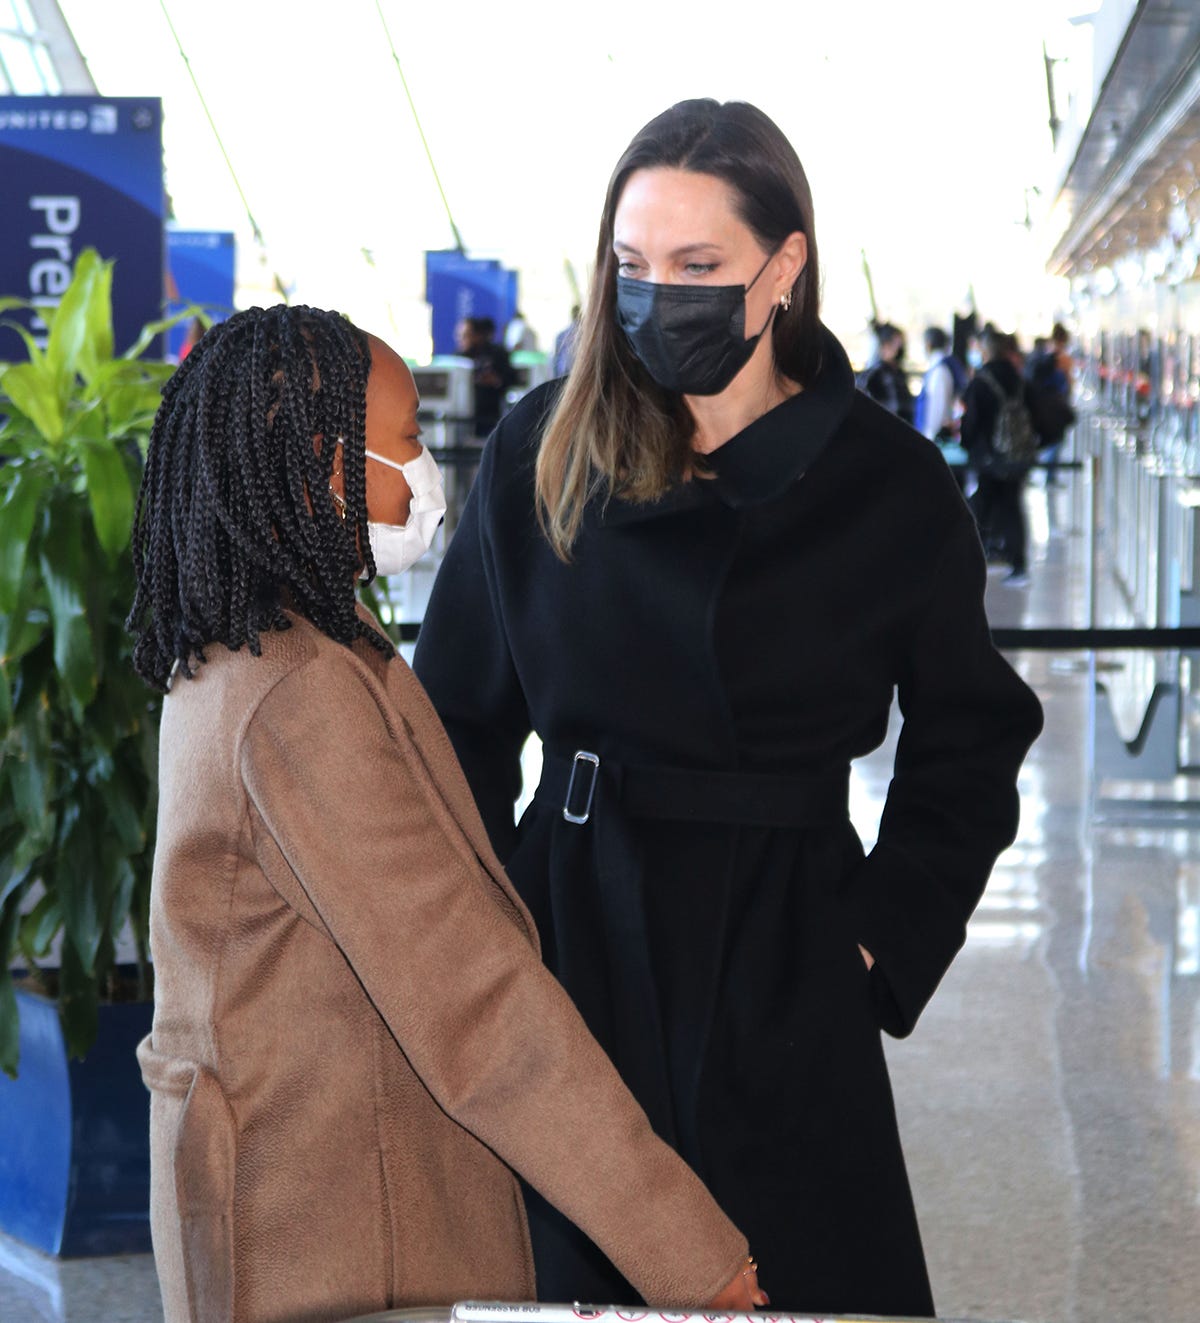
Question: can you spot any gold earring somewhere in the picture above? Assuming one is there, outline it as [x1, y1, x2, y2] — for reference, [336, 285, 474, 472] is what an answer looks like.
[330, 487, 348, 520]
[780, 289, 793, 312]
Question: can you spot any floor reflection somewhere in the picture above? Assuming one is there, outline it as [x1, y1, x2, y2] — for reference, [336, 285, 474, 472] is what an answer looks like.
[888, 474, 1200, 1322]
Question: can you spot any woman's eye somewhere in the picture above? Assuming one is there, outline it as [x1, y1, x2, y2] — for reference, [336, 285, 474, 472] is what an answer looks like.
[617, 260, 644, 277]
[685, 262, 719, 276]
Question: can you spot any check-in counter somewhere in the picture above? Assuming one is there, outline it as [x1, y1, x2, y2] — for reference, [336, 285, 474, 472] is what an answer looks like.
[410, 357, 476, 448]
[507, 349, 555, 407]
[1081, 398, 1200, 788]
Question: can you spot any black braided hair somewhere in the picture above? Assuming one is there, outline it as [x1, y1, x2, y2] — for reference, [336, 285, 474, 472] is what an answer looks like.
[126, 304, 394, 692]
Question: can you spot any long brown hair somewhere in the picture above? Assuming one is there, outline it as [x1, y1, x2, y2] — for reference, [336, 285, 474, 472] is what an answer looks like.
[536, 99, 822, 559]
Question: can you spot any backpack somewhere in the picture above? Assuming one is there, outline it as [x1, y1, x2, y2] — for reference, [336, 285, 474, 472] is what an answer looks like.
[943, 352, 970, 399]
[978, 368, 1039, 466]
[1025, 349, 1076, 440]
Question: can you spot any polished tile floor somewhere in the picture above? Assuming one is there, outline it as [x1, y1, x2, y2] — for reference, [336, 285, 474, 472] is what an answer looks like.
[4, 472, 1198, 1323]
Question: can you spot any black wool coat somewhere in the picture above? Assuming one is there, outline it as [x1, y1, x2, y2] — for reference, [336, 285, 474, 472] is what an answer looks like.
[413, 327, 1043, 1319]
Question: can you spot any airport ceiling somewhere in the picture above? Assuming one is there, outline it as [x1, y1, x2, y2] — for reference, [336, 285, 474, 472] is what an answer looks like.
[1051, 0, 1200, 280]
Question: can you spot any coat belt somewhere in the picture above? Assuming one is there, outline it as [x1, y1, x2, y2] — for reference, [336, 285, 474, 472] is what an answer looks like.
[531, 748, 851, 1154]
[535, 750, 851, 828]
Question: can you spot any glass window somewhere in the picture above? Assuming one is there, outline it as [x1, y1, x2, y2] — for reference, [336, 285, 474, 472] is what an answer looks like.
[32, 41, 60, 92]
[0, 31, 49, 92]
[9, 1, 39, 36]
[0, 2, 84, 94]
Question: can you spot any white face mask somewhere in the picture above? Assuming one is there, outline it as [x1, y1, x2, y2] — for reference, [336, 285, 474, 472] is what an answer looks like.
[365, 444, 447, 577]
[334, 440, 447, 577]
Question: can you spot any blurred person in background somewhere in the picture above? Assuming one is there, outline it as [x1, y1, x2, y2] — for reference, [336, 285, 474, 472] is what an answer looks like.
[554, 303, 582, 376]
[505, 307, 539, 353]
[857, 320, 915, 424]
[962, 328, 1039, 586]
[916, 325, 968, 489]
[1025, 321, 1076, 487]
[915, 326, 960, 443]
[457, 315, 518, 437]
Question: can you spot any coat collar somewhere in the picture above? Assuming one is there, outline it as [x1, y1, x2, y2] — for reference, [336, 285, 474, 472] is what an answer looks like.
[599, 323, 855, 525]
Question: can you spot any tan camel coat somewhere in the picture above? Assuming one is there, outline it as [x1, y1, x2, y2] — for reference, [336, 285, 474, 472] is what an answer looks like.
[138, 608, 747, 1323]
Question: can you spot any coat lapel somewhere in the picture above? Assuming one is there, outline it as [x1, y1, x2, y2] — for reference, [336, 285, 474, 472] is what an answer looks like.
[598, 323, 856, 525]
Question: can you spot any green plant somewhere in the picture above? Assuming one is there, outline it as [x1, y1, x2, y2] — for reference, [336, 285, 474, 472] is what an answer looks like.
[0, 249, 181, 1077]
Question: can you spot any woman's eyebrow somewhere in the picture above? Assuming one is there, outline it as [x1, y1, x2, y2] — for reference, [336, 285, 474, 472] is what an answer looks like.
[613, 241, 724, 257]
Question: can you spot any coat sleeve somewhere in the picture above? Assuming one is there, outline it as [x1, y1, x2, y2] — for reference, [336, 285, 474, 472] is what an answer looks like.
[414, 432, 531, 861]
[239, 655, 748, 1306]
[839, 502, 1043, 1037]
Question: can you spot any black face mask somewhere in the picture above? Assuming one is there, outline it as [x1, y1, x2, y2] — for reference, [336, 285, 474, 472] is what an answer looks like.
[616, 252, 776, 396]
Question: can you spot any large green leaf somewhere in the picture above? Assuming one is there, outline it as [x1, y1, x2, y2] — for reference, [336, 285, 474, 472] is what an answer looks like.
[77, 252, 114, 383]
[121, 305, 202, 362]
[83, 358, 171, 443]
[55, 798, 104, 975]
[0, 400, 51, 459]
[88, 632, 150, 738]
[45, 248, 103, 387]
[0, 359, 63, 446]
[39, 501, 97, 711]
[6, 715, 52, 846]
[0, 601, 52, 697]
[79, 439, 134, 561]
[0, 843, 35, 910]
[96, 766, 148, 855]
[0, 464, 47, 615]
[0, 318, 48, 367]
[17, 890, 60, 959]
[107, 849, 137, 932]
[0, 432, 31, 459]
[107, 386, 168, 438]
[67, 394, 108, 445]
[58, 937, 98, 1062]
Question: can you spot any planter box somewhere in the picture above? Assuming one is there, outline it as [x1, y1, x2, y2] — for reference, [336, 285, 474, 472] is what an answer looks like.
[0, 973, 153, 1256]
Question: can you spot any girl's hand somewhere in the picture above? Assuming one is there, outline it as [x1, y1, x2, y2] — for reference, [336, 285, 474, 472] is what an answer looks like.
[709, 1255, 769, 1311]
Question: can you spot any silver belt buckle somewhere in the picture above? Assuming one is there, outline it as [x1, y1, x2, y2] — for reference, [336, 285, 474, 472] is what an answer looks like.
[562, 750, 600, 825]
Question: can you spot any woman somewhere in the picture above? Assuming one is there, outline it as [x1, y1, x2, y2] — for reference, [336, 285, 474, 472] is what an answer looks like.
[413, 99, 1044, 1318]
[126, 305, 764, 1323]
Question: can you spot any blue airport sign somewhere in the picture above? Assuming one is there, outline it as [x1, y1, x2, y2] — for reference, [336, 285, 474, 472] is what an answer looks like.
[0, 96, 164, 360]
[425, 249, 518, 356]
[166, 229, 236, 360]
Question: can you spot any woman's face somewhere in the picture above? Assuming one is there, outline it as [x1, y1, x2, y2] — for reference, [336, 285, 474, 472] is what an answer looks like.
[612, 166, 806, 336]
[329, 336, 423, 527]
